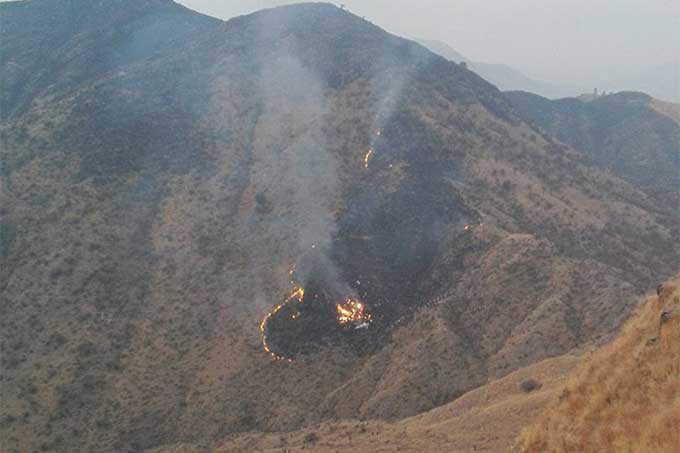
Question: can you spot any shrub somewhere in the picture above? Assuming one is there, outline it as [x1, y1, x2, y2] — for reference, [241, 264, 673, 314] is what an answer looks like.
[303, 432, 319, 444]
[520, 378, 542, 393]
[255, 192, 273, 215]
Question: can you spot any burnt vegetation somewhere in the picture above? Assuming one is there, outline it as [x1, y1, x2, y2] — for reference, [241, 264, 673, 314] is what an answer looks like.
[263, 106, 481, 358]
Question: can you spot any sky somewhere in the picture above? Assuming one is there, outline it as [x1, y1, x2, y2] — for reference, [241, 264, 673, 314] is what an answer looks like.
[177, 0, 679, 89]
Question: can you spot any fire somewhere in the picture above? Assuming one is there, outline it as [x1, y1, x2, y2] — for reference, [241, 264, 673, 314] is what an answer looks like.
[260, 287, 304, 360]
[260, 278, 374, 360]
[336, 297, 372, 326]
[287, 287, 304, 302]
[363, 148, 373, 169]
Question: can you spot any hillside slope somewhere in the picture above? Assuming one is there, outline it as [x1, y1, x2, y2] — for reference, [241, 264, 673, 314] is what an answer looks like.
[516, 276, 680, 452]
[0, 0, 221, 119]
[150, 354, 581, 453]
[1, 2, 678, 452]
[505, 90, 680, 206]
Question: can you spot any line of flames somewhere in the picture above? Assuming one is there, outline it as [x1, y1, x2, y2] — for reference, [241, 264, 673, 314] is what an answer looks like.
[364, 148, 374, 169]
[260, 287, 374, 360]
[260, 287, 304, 361]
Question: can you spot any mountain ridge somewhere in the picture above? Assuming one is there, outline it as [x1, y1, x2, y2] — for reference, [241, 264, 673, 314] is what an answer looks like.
[1, 2, 678, 452]
[0, 0, 221, 118]
[505, 90, 680, 208]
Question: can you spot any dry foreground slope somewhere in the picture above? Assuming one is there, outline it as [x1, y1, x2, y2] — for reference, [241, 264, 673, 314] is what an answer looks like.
[1, 1, 679, 452]
[517, 276, 680, 452]
[150, 354, 580, 452]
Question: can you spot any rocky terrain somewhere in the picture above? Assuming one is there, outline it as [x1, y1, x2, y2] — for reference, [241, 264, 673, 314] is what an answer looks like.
[1, 1, 678, 452]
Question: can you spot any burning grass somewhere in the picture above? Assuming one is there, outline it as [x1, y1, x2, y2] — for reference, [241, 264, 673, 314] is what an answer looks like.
[256, 122, 477, 360]
[335, 297, 372, 327]
[260, 287, 305, 360]
[260, 281, 374, 360]
[363, 148, 373, 169]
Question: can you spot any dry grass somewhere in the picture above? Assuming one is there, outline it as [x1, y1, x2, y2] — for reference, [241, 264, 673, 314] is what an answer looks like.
[516, 275, 680, 452]
[145, 354, 579, 452]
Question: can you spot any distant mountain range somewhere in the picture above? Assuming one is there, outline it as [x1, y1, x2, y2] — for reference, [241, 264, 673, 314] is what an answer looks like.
[420, 39, 679, 103]
[418, 39, 579, 99]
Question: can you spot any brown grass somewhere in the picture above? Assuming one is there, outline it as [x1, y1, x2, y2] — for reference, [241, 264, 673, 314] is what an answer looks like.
[144, 354, 579, 452]
[516, 275, 680, 452]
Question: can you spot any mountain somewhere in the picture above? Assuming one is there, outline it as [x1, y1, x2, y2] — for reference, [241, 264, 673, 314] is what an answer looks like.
[505, 90, 680, 207]
[1, 2, 678, 452]
[0, 0, 221, 119]
[517, 275, 680, 452]
[420, 40, 679, 105]
[419, 39, 576, 99]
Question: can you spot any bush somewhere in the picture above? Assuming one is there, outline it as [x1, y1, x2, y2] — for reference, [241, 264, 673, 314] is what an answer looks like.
[255, 192, 273, 215]
[520, 378, 542, 393]
[303, 432, 319, 444]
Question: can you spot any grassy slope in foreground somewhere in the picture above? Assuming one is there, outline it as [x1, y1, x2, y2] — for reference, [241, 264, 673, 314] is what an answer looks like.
[148, 354, 580, 452]
[516, 275, 680, 452]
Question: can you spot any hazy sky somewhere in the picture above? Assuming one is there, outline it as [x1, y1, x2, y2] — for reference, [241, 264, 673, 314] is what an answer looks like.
[178, 0, 679, 87]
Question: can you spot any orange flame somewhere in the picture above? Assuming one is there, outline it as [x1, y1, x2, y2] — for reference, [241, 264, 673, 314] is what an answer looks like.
[364, 148, 373, 169]
[336, 297, 372, 326]
[287, 287, 304, 302]
[260, 287, 304, 360]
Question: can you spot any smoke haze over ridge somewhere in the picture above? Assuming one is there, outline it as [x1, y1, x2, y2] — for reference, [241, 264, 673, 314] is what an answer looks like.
[177, 0, 680, 100]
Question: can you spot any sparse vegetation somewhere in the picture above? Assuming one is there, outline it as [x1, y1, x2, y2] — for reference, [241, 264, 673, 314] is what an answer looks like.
[303, 432, 320, 444]
[516, 277, 680, 452]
